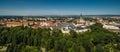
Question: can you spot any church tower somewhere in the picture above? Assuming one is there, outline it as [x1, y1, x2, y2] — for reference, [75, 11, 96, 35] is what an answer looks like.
[79, 13, 85, 23]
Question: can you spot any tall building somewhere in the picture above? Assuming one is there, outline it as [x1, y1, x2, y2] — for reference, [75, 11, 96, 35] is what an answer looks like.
[79, 13, 85, 23]
[75, 13, 86, 26]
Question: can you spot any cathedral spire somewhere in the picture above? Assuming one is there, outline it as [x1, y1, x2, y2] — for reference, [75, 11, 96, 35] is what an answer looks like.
[80, 13, 82, 17]
[79, 13, 85, 22]
[80, 13, 82, 20]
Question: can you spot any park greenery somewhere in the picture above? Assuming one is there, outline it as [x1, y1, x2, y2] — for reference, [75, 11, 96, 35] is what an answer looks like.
[0, 23, 120, 52]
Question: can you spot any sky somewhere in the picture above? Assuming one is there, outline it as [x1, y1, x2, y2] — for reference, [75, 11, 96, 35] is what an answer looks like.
[0, 0, 120, 16]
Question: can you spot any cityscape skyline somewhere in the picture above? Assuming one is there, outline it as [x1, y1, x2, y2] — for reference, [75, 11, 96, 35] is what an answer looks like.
[0, 0, 120, 16]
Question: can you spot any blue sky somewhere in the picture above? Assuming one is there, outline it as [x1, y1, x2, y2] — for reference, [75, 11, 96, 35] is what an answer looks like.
[0, 0, 120, 15]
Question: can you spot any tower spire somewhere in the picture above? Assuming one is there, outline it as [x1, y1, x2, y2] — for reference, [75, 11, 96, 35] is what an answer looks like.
[80, 13, 83, 19]
[80, 13, 82, 17]
[79, 13, 85, 22]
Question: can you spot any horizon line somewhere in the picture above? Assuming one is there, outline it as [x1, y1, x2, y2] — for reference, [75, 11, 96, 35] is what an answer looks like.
[0, 14, 120, 16]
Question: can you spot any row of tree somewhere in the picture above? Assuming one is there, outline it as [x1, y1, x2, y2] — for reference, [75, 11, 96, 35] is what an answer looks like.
[0, 23, 120, 52]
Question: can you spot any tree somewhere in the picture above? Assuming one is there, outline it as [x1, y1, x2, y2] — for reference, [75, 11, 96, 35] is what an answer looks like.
[22, 46, 40, 52]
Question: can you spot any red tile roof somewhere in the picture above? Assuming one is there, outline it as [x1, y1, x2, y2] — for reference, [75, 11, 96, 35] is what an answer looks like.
[5, 22, 30, 25]
[0, 22, 5, 25]
[32, 24, 41, 29]
[6, 22, 22, 25]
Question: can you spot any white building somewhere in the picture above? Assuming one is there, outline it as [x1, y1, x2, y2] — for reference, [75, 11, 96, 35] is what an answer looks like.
[75, 28, 89, 33]
[103, 24, 119, 30]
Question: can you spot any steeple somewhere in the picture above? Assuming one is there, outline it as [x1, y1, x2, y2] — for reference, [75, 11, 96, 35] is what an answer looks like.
[80, 13, 82, 17]
[80, 13, 83, 20]
[79, 13, 85, 22]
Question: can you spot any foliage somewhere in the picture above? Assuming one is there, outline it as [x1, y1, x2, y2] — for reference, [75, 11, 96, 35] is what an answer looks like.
[0, 23, 120, 52]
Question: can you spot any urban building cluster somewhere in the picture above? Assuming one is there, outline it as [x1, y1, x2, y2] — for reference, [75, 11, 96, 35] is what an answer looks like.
[0, 15, 120, 33]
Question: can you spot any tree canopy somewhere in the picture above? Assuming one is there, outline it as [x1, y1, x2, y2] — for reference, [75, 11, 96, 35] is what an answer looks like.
[0, 23, 120, 52]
